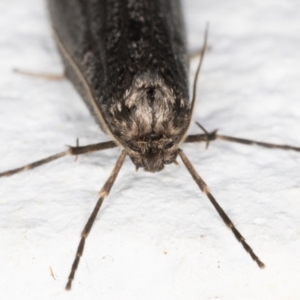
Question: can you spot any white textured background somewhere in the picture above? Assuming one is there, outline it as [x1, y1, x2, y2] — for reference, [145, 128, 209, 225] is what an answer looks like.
[1, 0, 300, 299]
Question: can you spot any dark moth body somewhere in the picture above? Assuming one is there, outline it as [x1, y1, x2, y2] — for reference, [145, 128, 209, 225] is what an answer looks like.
[48, 0, 191, 172]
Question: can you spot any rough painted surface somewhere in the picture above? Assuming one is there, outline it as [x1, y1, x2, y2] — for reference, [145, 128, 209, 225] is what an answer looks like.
[0, 0, 300, 299]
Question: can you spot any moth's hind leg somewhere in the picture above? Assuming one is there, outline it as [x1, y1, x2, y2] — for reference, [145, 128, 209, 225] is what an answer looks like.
[0, 140, 117, 178]
[178, 149, 265, 269]
[184, 121, 300, 152]
[13, 68, 65, 80]
[65, 150, 126, 290]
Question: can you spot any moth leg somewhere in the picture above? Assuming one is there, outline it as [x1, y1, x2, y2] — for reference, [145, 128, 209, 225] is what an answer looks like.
[65, 150, 126, 290]
[13, 68, 65, 80]
[215, 134, 300, 152]
[184, 131, 218, 145]
[185, 122, 300, 152]
[184, 121, 218, 146]
[178, 149, 265, 269]
[0, 140, 117, 177]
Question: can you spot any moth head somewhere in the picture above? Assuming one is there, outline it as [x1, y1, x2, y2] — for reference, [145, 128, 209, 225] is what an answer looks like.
[126, 133, 179, 172]
[107, 72, 191, 172]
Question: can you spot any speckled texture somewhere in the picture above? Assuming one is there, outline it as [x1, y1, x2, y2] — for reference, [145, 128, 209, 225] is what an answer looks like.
[48, 0, 191, 173]
[0, 0, 300, 299]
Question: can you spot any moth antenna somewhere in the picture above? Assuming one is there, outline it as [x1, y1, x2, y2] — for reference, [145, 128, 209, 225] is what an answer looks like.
[0, 141, 117, 177]
[178, 149, 265, 269]
[52, 27, 117, 140]
[190, 24, 209, 114]
[65, 150, 127, 290]
[189, 45, 212, 60]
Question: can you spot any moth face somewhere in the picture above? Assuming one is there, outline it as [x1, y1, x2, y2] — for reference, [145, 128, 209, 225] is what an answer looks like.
[127, 135, 179, 173]
[106, 72, 192, 172]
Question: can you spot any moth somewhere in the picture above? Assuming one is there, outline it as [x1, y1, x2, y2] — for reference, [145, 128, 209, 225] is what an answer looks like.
[1, 0, 299, 290]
